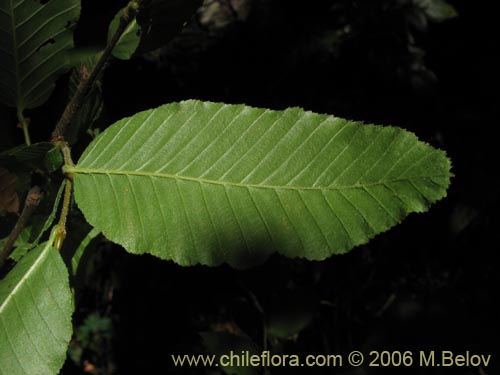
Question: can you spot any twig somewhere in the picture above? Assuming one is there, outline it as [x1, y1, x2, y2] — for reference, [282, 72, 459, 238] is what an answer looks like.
[51, 0, 141, 143]
[0, 186, 43, 269]
[47, 0, 142, 252]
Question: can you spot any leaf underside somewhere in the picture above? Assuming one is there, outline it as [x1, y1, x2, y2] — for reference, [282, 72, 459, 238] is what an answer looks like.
[0, 241, 73, 375]
[0, 0, 80, 110]
[69, 100, 451, 268]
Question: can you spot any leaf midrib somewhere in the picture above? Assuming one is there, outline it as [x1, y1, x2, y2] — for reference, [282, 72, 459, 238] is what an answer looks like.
[65, 166, 447, 191]
[7, 0, 22, 109]
[0, 242, 50, 314]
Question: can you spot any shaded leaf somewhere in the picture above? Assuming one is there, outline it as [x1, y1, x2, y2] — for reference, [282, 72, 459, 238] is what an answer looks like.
[68, 100, 451, 268]
[266, 290, 316, 340]
[201, 331, 260, 375]
[66, 55, 103, 145]
[0, 0, 81, 110]
[0, 166, 18, 214]
[420, 0, 458, 22]
[0, 238, 73, 375]
[135, 0, 202, 54]
[8, 180, 66, 262]
[0, 143, 53, 172]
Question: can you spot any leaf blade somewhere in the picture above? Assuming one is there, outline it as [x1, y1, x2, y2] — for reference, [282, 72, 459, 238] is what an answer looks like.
[69, 100, 451, 267]
[0, 240, 73, 375]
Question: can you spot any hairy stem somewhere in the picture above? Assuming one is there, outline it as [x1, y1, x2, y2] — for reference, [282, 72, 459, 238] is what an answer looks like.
[54, 179, 73, 250]
[0, 186, 43, 269]
[61, 143, 75, 167]
[51, 0, 141, 143]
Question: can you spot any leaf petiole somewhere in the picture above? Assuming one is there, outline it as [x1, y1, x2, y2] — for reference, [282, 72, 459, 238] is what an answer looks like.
[17, 110, 31, 146]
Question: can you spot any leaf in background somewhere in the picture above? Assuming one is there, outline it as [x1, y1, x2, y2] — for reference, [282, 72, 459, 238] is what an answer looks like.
[0, 239, 73, 375]
[0, 166, 18, 214]
[200, 331, 260, 375]
[0, 142, 53, 172]
[265, 291, 315, 340]
[8, 180, 66, 262]
[68, 100, 451, 268]
[419, 0, 458, 22]
[0, 0, 80, 111]
[108, 11, 141, 60]
[2, 224, 36, 264]
[65, 55, 103, 145]
[135, 0, 202, 54]
[68, 312, 111, 365]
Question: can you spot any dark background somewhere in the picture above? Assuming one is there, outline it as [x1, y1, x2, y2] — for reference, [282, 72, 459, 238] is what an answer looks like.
[3, 0, 499, 374]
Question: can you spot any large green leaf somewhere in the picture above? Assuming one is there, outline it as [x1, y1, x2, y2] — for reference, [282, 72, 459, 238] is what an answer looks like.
[0, 0, 80, 110]
[0, 238, 73, 375]
[67, 100, 451, 267]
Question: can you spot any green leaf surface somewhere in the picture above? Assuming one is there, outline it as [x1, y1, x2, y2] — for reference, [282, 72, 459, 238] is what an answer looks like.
[68, 100, 451, 267]
[0, 239, 73, 375]
[108, 11, 141, 60]
[43, 147, 63, 173]
[0, 0, 80, 110]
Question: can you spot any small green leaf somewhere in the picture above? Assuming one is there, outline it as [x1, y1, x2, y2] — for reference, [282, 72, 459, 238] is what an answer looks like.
[0, 240, 73, 375]
[0, 0, 81, 111]
[68, 100, 451, 268]
[107, 11, 141, 60]
[420, 0, 458, 22]
[43, 148, 63, 173]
